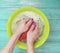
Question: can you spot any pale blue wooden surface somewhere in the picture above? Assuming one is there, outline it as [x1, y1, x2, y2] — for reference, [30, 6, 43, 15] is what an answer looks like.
[0, 0, 60, 53]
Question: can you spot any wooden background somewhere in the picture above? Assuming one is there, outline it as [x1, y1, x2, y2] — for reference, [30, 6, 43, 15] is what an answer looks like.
[0, 0, 60, 53]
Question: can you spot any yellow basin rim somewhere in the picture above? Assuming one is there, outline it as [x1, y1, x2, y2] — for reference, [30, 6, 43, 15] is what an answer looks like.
[7, 6, 50, 49]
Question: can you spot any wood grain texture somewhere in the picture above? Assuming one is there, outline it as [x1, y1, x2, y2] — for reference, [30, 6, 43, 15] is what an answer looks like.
[0, 0, 60, 53]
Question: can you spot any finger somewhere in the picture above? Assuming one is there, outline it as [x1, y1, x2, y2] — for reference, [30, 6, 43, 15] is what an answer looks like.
[20, 18, 31, 24]
[24, 18, 30, 23]
[29, 24, 35, 31]
[34, 25, 38, 32]
[26, 19, 33, 27]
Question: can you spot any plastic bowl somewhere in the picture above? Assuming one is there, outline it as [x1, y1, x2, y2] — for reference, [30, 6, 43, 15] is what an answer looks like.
[7, 6, 50, 49]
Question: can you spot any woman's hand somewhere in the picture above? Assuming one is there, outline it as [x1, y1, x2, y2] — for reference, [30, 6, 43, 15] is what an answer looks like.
[27, 23, 39, 45]
[14, 18, 33, 36]
[0, 18, 33, 53]
[27, 23, 39, 53]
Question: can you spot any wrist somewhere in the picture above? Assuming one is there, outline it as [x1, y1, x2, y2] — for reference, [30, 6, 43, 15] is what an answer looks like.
[27, 41, 34, 46]
[27, 40, 34, 44]
[27, 42, 34, 53]
[27, 43, 34, 48]
[27, 42, 34, 52]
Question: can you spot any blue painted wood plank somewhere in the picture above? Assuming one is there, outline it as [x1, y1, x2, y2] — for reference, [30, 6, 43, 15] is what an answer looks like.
[0, 0, 60, 8]
[0, 0, 60, 53]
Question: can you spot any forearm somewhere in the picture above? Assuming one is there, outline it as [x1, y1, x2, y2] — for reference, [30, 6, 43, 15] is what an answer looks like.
[27, 43, 34, 53]
[1, 33, 21, 53]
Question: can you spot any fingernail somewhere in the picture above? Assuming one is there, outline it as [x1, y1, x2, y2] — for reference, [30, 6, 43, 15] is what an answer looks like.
[32, 18, 33, 20]
[33, 22, 36, 26]
[30, 18, 33, 20]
